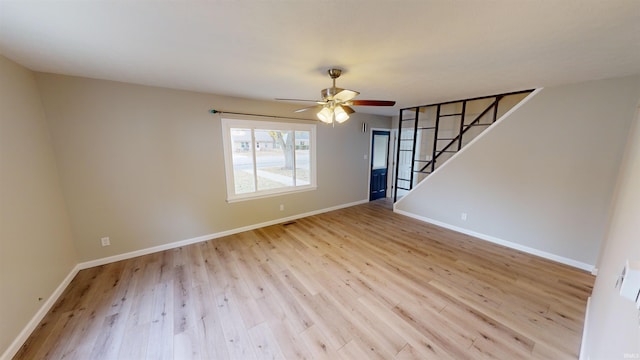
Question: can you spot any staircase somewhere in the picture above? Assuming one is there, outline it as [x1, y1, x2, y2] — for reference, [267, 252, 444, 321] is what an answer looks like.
[393, 90, 533, 201]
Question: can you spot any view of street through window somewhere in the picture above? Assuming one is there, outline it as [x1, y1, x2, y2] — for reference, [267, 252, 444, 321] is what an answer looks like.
[230, 129, 310, 194]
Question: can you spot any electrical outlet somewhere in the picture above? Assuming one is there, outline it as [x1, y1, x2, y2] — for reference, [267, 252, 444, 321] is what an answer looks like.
[100, 237, 110, 246]
[279, 204, 284, 211]
[461, 213, 468, 221]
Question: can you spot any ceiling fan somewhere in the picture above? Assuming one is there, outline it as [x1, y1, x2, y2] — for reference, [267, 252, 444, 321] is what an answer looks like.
[276, 68, 396, 124]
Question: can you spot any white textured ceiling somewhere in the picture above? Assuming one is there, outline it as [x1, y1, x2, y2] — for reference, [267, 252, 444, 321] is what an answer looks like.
[1, 0, 639, 116]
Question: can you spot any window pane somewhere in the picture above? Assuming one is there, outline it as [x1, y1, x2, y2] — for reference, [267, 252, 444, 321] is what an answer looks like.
[222, 118, 316, 202]
[229, 128, 255, 194]
[372, 134, 389, 169]
[295, 131, 310, 185]
[255, 129, 294, 191]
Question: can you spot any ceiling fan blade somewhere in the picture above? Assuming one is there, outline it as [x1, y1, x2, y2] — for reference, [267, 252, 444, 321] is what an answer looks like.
[333, 89, 360, 102]
[351, 100, 396, 106]
[342, 105, 355, 114]
[276, 98, 326, 104]
[294, 105, 321, 113]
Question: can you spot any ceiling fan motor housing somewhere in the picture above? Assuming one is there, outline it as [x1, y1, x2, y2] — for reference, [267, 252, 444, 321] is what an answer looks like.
[321, 87, 344, 101]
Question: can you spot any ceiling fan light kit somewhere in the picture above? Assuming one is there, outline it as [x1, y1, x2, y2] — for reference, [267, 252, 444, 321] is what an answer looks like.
[333, 105, 349, 123]
[277, 68, 396, 125]
[317, 107, 333, 123]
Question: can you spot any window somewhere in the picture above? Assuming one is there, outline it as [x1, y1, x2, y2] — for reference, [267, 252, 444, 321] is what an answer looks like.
[221, 118, 316, 202]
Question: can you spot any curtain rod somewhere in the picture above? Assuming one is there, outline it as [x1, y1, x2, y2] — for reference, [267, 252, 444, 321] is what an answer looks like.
[209, 109, 317, 122]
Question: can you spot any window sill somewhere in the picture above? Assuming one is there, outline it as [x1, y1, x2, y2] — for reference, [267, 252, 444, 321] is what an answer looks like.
[226, 185, 317, 203]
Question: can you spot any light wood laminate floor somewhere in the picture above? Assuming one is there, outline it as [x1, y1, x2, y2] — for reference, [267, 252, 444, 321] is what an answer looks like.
[14, 200, 594, 359]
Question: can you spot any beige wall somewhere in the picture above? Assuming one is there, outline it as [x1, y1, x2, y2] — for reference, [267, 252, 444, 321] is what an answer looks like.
[0, 57, 78, 354]
[584, 106, 640, 359]
[35, 73, 390, 262]
[395, 76, 640, 267]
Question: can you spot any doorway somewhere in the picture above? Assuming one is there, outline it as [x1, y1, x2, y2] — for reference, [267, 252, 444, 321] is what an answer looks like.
[370, 130, 390, 201]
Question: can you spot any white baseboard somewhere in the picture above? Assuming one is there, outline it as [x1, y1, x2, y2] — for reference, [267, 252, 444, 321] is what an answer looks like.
[1, 264, 81, 360]
[77, 198, 368, 270]
[393, 209, 595, 272]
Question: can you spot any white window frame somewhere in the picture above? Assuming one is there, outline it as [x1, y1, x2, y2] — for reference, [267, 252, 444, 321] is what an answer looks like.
[221, 118, 317, 202]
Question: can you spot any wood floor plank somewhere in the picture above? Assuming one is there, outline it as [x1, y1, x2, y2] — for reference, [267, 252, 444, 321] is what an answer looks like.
[336, 339, 374, 360]
[392, 300, 475, 359]
[357, 295, 455, 360]
[213, 291, 257, 360]
[439, 303, 535, 355]
[31, 309, 81, 360]
[395, 343, 426, 360]
[247, 322, 286, 360]
[13, 199, 593, 359]
[145, 281, 174, 360]
[254, 295, 315, 360]
[281, 287, 352, 352]
[299, 324, 338, 359]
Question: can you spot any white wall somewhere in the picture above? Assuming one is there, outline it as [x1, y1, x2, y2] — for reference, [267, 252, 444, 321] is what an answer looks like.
[583, 105, 640, 359]
[0, 57, 78, 356]
[395, 76, 640, 268]
[35, 73, 391, 262]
